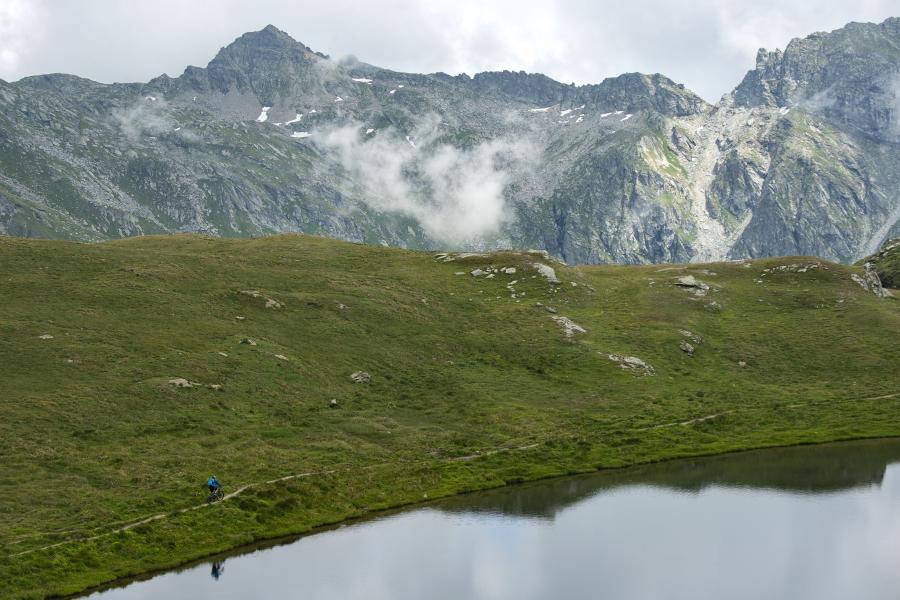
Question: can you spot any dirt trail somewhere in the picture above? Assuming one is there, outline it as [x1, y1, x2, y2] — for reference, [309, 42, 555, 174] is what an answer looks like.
[640, 410, 736, 431]
[9, 471, 331, 558]
[9, 391, 898, 559]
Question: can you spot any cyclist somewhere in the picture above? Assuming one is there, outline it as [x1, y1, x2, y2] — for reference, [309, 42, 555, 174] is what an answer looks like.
[207, 474, 221, 495]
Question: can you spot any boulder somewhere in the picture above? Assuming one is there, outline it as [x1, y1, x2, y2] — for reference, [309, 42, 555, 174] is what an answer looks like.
[674, 275, 709, 291]
[851, 264, 892, 297]
[679, 329, 703, 344]
[607, 354, 655, 375]
[679, 341, 695, 356]
[350, 371, 371, 383]
[168, 378, 194, 388]
[551, 316, 587, 338]
[532, 263, 561, 284]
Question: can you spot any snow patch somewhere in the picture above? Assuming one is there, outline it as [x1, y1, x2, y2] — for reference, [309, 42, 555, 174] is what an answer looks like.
[351, 77, 373, 84]
[145, 96, 157, 102]
[256, 106, 271, 122]
[620, 114, 633, 121]
[173, 127, 181, 132]
[561, 104, 585, 117]
[600, 112, 613, 118]
[530, 106, 554, 113]
[334, 96, 344, 102]
[389, 89, 397, 95]
[291, 131, 312, 139]
[405, 135, 416, 148]
[366, 128, 375, 135]
[284, 113, 303, 125]
[779, 106, 790, 115]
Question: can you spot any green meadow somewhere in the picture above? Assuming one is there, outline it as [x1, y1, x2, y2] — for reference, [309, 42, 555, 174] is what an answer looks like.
[1, 234, 898, 599]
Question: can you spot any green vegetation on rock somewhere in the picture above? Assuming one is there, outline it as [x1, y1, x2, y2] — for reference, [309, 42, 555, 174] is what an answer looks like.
[0, 234, 898, 599]
[857, 238, 900, 289]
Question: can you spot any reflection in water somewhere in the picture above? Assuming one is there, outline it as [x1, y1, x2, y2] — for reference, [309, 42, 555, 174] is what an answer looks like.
[82, 439, 900, 600]
[210, 561, 224, 581]
[438, 437, 900, 520]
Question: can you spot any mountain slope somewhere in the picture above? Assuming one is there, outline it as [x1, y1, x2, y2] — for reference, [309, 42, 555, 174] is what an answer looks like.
[1, 234, 898, 598]
[1, 21, 900, 263]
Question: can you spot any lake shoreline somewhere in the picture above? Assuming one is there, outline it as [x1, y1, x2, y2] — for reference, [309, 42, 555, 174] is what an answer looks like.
[56, 432, 900, 600]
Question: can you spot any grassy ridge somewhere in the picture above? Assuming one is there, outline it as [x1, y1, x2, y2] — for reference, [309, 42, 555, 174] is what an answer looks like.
[1, 234, 898, 599]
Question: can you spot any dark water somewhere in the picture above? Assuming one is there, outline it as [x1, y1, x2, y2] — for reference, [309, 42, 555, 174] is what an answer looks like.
[83, 439, 900, 600]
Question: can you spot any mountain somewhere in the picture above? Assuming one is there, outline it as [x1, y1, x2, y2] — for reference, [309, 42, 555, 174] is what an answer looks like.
[1, 20, 900, 263]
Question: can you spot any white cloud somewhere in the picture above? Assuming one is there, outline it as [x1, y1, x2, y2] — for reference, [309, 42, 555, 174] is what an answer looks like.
[316, 116, 536, 245]
[0, 0, 41, 76]
[113, 97, 176, 140]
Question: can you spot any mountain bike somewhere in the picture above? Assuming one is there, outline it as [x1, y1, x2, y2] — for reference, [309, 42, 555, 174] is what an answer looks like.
[207, 487, 224, 503]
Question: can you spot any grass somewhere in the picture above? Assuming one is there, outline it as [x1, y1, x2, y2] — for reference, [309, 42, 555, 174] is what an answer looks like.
[0, 233, 898, 599]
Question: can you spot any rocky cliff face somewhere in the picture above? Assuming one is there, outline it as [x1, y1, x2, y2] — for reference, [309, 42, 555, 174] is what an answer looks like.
[1, 20, 899, 264]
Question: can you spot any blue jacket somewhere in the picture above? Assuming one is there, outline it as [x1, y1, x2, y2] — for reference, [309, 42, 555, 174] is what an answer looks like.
[207, 477, 219, 488]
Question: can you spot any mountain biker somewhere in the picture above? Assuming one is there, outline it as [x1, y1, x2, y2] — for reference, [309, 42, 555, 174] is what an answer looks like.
[207, 474, 221, 495]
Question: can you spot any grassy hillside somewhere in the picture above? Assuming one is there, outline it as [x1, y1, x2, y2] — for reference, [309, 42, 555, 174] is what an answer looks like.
[1, 234, 899, 599]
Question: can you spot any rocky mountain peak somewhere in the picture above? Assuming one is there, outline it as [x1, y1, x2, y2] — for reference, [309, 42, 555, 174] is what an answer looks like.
[207, 24, 322, 73]
[733, 17, 900, 141]
[583, 72, 708, 117]
[163, 25, 330, 103]
[212, 25, 306, 59]
[469, 71, 569, 105]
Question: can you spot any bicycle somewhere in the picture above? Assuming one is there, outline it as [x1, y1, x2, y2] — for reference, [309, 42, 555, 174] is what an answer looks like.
[206, 487, 224, 503]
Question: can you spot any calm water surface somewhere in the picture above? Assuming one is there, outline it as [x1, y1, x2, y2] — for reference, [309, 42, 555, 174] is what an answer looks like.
[83, 439, 900, 600]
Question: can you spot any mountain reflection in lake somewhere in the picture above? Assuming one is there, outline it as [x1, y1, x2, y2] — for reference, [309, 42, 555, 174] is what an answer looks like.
[83, 439, 900, 600]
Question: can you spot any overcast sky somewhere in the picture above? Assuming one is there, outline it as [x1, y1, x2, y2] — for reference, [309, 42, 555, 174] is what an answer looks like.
[1, 0, 897, 101]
